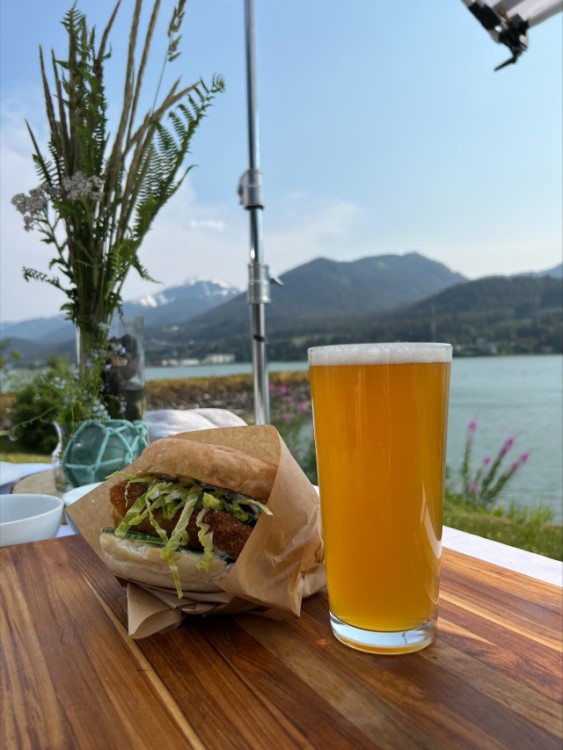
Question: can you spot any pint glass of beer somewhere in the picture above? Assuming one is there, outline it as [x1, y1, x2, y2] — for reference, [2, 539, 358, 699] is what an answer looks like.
[308, 343, 452, 654]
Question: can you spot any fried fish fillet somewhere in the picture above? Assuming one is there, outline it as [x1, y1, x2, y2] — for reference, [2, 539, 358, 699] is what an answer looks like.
[109, 479, 252, 559]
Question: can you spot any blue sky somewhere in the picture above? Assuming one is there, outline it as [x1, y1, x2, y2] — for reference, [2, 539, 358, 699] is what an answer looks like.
[1, 0, 562, 323]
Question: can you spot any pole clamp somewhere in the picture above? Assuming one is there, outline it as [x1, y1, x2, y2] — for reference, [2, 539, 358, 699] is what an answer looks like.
[238, 169, 264, 209]
[248, 263, 272, 304]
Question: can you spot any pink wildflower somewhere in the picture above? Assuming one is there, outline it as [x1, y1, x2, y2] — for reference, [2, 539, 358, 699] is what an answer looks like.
[278, 385, 287, 396]
[482, 456, 491, 466]
[501, 437, 515, 455]
[468, 419, 478, 432]
[511, 452, 529, 471]
[298, 400, 308, 413]
[469, 482, 478, 494]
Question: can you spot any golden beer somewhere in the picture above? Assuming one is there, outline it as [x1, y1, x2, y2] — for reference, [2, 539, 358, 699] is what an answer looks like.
[309, 343, 451, 653]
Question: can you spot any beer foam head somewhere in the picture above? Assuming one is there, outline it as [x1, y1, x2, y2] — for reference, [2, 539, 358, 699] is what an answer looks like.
[308, 342, 452, 366]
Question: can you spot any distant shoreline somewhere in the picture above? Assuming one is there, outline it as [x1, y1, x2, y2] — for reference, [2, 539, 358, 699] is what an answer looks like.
[3, 350, 561, 380]
[146, 370, 310, 424]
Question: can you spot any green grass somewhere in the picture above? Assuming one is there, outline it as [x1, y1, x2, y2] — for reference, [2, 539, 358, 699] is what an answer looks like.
[444, 504, 562, 561]
[0, 435, 51, 464]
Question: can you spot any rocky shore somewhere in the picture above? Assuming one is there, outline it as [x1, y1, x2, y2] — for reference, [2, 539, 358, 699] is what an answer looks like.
[146, 371, 312, 423]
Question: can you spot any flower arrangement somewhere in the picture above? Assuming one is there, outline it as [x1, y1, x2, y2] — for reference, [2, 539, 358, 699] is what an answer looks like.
[458, 419, 530, 509]
[11, 0, 224, 425]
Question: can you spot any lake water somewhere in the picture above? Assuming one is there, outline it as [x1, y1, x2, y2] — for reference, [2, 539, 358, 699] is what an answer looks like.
[146, 355, 563, 521]
[446, 355, 562, 521]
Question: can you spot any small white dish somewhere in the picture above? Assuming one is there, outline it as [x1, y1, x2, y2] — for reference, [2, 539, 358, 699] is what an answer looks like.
[0, 494, 64, 547]
[62, 482, 102, 534]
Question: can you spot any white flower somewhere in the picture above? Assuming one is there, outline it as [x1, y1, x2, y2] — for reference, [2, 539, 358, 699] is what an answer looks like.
[62, 172, 104, 201]
[11, 186, 49, 230]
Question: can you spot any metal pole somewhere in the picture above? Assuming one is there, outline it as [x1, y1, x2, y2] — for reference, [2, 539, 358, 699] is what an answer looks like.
[240, 0, 270, 424]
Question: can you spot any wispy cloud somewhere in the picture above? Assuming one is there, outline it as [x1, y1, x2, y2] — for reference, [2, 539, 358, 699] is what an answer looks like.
[189, 219, 225, 231]
[265, 192, 364, 274]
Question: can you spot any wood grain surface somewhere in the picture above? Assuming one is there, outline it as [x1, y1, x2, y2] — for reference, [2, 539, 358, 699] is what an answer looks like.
[1, 535, 561, 750]
[11, 471, 61, 496]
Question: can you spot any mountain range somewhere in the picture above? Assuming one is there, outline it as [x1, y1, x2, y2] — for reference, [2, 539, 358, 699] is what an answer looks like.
[0, 278, 241, 353]
[1, 254, 561, 364]
[149, 253, 466, 347]
[142, 253, 460, 358]
[148, 271, 562, 362]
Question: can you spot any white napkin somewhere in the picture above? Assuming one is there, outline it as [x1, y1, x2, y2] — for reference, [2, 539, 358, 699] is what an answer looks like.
[146, 408, 246, 441]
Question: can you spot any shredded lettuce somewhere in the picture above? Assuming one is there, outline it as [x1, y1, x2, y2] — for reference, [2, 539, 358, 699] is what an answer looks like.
[202, 491, 222, 510]
[195, 508, 215, 572]
[160, 488, 200, 597]
[238, 497, 273, 516]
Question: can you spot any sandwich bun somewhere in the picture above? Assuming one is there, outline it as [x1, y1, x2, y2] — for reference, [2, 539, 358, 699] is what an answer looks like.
[100, 532, 231, 593]
[100, 435, 277, 595]
[136, 436, 276, 501]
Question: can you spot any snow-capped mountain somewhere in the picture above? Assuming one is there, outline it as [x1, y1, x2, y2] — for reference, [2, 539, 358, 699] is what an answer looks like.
[136, 277, 237, 308]
[0, 278, 242, 345]
[122, 278, 241, 326]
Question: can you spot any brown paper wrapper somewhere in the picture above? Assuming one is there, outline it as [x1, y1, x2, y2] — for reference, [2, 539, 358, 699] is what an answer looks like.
[67, 425, 326, 638]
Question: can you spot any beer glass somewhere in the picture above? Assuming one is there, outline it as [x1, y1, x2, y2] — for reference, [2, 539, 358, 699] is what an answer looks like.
[308, 343, 452, 654]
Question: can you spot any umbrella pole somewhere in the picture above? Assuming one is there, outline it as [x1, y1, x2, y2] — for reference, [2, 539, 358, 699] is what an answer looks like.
[240, 0, 270, 424]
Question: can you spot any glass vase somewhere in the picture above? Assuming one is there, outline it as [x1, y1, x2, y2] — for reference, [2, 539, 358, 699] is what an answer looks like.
[51, 421, 72, 493]
[62, 314, 148, 489]
[75, 314, 146, 421]
[104, 315, 146, 421]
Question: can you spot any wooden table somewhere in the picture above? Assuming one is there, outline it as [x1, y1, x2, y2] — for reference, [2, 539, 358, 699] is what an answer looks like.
[11, 470, 61, 497]
[1, 535, 561, 750]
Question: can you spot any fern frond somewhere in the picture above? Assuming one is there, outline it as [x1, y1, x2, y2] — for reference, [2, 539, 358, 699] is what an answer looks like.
[23, 267, 64, 292]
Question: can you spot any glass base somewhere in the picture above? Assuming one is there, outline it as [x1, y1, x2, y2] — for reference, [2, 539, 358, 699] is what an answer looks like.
[330, 612, 436, 655]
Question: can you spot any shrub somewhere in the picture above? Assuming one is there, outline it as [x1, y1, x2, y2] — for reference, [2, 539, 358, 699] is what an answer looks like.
[10, 356, 109, 453]
[269, 382, 312, 468]
[10, 365, 66, 453]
